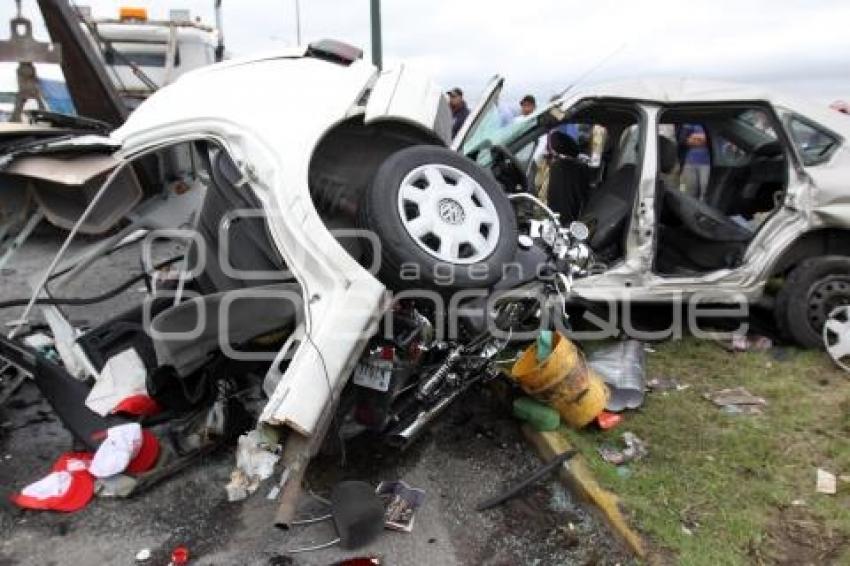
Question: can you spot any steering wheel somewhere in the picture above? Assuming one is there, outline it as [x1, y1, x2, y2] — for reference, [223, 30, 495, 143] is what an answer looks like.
[490, 144, 530, 193]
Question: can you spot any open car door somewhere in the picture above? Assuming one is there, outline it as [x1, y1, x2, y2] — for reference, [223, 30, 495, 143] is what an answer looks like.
[451, 75, 504, 152]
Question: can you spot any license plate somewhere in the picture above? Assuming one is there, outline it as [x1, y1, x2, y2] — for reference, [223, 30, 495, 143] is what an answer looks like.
[352, 360, 393, 392]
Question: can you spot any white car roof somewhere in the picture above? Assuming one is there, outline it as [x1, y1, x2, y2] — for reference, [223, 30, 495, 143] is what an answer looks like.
[563, 77, 850, 138]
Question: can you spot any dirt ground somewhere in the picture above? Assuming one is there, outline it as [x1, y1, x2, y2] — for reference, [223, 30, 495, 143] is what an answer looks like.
[0, 233, 630, 565]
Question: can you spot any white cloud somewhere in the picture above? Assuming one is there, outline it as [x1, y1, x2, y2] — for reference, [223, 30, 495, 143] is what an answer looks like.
[3, 0, 848, 106]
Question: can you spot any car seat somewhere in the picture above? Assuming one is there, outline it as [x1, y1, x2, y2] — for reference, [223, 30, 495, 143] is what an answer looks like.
[546, 131, 591, 224]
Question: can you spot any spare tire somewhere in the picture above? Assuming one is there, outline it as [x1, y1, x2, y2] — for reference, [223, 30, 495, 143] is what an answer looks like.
[359, 146, 517, 292]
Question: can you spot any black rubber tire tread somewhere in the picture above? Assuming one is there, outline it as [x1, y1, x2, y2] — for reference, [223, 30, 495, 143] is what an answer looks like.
[775, 255, 850, 349]
[358, 145, 517, 293]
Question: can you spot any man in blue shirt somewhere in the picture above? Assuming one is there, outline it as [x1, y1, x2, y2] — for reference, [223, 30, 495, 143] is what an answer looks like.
[447, 87, 470, 139]
[678, 124, 710, 199]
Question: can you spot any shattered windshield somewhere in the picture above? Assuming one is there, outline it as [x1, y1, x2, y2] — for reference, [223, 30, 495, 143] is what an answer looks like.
[462, 107, 547, 164]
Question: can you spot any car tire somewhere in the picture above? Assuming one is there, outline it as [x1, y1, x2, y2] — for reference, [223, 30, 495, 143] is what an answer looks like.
[775, 256, 850, 349]
[358, 145, 517, 293]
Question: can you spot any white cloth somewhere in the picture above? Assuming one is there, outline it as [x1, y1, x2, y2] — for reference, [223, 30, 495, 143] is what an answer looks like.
[85, 349, 149, 417]
[89, 423, 143, 478]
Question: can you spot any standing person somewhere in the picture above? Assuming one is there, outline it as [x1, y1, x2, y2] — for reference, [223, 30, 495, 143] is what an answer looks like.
[677, 124, 710, 199]
[447, 87, 470, 138]
[519, 94, 536, 117]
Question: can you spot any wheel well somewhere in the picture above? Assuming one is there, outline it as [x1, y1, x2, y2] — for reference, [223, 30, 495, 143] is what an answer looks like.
[308, 115, 444, 220]
[770, 228, 850, 277]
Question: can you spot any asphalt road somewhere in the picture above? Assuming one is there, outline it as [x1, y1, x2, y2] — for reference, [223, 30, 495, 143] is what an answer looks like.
[0, 232, 629, 565]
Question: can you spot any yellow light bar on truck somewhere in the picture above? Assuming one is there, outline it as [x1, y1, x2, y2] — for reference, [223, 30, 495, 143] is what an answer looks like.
[119, 7, 148, 21]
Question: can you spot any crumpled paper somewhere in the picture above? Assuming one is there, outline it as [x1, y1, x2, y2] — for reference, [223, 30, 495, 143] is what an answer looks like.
[225, 430, 281, 502]
[598, 432, 648, 465]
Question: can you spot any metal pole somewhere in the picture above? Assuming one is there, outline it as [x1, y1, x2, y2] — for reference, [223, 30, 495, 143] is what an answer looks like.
[294, 0, 302, 45]
[214, 0, 225, 61]
[370, 0, 382, 69]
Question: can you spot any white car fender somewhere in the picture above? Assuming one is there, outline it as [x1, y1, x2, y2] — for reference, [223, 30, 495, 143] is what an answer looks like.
[113, 57, 391, 436]
[365, 64, 452, 145]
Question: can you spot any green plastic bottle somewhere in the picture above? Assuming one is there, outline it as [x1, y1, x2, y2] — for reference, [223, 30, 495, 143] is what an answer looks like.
[512, 396, 561, 431]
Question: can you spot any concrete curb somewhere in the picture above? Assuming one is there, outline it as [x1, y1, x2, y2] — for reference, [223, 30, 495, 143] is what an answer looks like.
[522, 425, 648, 560]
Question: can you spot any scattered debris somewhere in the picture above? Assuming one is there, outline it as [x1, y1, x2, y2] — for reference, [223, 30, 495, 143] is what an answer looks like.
[646, 376, 690, 392]
[817, 468, 837, 495]
[332, 559, 381, 566]
[596, 411, 623, 430]
[95, 474, 138, 498]
[720, 404, 763, 416]
[376, 480, 426, 533]
[170, 545, 190, 565]
[588, 340, 646, 412]
[717, 334, 773, 353]
[331, 481, 386, 549]
[598, 432, 648, 466]
[476, 449, 577, 511]
[225, 429, 282, 502]
[704, 387, 767, 415]
[512, 396, 560, 431]
[288, 481, 386, 554]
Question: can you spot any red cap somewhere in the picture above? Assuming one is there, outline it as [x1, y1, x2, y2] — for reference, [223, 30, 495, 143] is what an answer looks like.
[126, 429, 160, 475]
[11, 463, 95, 513]
[112, 395, 162, 417]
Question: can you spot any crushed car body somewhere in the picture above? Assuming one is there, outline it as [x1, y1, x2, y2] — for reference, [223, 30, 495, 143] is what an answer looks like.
[0, 42, 458, 440]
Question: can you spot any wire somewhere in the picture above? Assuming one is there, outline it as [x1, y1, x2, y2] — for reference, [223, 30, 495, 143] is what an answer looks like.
[289, 513, 332, 526]
[286, 537, 340, 554]
[46, 232, 148, 282]
[0, 256, 183, 310]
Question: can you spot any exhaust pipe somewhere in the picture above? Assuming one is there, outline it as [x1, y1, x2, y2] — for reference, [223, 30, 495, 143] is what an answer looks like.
[388, 341, 500, 449]
[386, 386, 465, 449]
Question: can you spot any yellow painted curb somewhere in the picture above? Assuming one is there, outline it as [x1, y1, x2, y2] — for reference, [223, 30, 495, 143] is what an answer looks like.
[522, 425, 648, 559]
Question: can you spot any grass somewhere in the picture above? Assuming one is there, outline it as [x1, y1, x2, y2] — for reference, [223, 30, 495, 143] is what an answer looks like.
[563, 338, 850, 565]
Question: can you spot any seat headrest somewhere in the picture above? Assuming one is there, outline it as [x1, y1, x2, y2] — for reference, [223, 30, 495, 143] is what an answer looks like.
[658, 135, 678, 174]
[549, 131, 579, 158]
[753, 140, 782, 158]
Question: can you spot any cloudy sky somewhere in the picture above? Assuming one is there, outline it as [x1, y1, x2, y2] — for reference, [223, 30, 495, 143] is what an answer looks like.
[4, 0, 849, 106]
